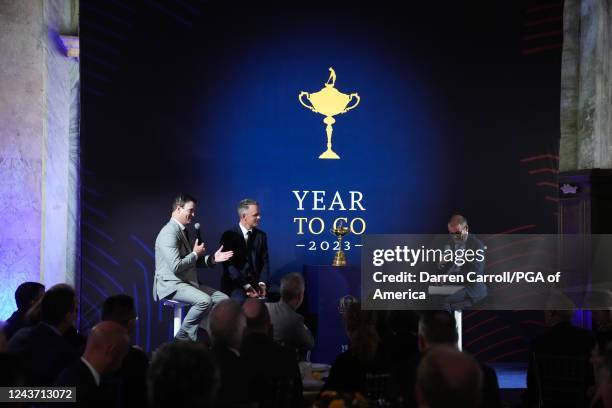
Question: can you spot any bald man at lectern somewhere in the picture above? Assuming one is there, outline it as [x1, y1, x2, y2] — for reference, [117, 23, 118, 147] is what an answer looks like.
[153, 193, 233, 341]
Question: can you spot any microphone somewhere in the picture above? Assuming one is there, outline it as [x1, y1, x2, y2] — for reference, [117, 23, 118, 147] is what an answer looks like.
[439, 244, 451, 270]
[194, 223, 202, 243]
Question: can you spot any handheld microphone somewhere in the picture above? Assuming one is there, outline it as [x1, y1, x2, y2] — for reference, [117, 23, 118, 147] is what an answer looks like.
[194, 223, 202, 243]
[439, 244, 452, 270]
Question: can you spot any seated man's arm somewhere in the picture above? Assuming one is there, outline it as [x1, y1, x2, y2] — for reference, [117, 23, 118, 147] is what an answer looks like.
[259, 234, 271, 286]
[158, 231, 197, 280]
[290, 316, 315, 351]
[196, 253, 214, 268]
[220, 232, 250, 288]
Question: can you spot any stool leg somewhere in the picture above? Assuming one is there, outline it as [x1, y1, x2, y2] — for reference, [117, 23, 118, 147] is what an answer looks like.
[455, 310, 462, 350]
[173, 305, 182, 337]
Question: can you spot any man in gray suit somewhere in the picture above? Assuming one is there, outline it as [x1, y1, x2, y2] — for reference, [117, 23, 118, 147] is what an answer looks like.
[266, 273, 314, 356]
[154, 193, 233, 341]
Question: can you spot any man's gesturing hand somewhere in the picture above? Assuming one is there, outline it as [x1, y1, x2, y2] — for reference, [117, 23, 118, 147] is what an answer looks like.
[193, 239, 206, 258]
[246, 287, 259, 298]
[213, 245, 233, 263]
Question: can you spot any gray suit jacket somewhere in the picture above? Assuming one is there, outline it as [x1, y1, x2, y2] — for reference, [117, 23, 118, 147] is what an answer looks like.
[153, 219, 213, 301]
[266, 301, 314, 352]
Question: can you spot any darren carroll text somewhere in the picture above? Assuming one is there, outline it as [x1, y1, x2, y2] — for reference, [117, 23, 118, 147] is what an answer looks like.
[372, 271, 562, 284]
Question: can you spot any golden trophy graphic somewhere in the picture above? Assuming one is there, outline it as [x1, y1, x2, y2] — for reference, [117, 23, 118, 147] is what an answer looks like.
[299, 67, 360, 159]
[331, 220, 351, 267]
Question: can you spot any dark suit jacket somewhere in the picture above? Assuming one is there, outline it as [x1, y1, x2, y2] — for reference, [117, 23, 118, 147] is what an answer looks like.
[103, 346, 149, 408]
[8, 323, 79, 386]
[322, 348, 392, 395]
[241, 332, 303, 408]
[440, 234, 487, 303]
[54, 359, 105, 408]
[400, 350, 502, 408]
[3, 309, 29, 340]
[211, 345, 252, 408]
[524, 321, 595, 405]
[220, 226, 270, 295]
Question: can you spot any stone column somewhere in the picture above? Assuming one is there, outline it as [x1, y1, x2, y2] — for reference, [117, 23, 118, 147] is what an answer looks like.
[559, 0, 612, 321]
[0, 0, 79, 319]
[560, 0, 612, 170]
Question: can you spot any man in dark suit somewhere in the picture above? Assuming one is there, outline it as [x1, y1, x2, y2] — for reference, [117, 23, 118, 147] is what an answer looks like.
[395, 311, 501, 408]
[55, 321, 130, 408]
[101, 294, 149, 408]
[148, 341, 219, 408]
[209, 299, 252, 408]
[3, 281, 44, 340]
[524, 304, 595, 406]
[220, 199, 271, 301]
[8, 284, 80, 386]
[417, 311, 501, 408]
[241, 298, 303, 407]
[439, 215, 487, 309]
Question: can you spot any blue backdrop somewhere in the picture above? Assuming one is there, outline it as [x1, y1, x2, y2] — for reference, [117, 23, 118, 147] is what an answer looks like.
[75, 1, 560, 360]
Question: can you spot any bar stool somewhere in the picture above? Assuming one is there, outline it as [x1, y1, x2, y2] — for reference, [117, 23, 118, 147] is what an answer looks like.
[162, 299, 187, 337]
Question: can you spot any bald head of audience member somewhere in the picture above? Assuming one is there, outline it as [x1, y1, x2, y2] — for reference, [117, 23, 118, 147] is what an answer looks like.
[242, 298, 272, 336]
[280, 272, 305, 310]
[209, 299, 246, 350]
[416, 346, 483, 408]
[83, 321, 129, 375]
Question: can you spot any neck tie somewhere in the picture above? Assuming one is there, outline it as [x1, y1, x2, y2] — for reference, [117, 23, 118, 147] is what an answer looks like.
[183, 228, 190, 244]
[246, 230, 253, 250]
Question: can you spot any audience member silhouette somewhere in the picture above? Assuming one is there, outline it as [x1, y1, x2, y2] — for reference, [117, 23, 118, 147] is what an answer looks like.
[8, 284, 80, 386]
[524, 307, 595, 406]
[101, 294, 149, 407]
[415, 311, 501, 408]
[266, 273, 314, 356]
[55, 321, 129, 407]
[3, 281, 44, 340]
[241, 298, 303, 407]
[209, 299, 251, 408]
[590, 331, 612, 407]
[416, 346, 483, 408]
[586, 291, 612, 334]
[148, 341, 219, 408]
[323, 302, 395, 402]
[594, 344, 612, 408]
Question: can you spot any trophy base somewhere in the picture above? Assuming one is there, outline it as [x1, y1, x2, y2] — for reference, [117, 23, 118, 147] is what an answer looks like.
[332, 251, 347, 267]
[319, 149, 340, 159]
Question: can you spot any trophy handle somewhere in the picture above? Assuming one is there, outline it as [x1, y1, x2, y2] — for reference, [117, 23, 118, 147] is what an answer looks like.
[299, 91, 317, 113]
[343, 93, 360, 113]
